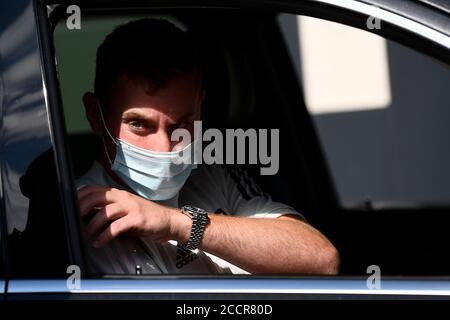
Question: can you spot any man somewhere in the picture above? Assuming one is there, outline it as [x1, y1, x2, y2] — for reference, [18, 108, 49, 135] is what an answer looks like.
[77, 18, 339, 275]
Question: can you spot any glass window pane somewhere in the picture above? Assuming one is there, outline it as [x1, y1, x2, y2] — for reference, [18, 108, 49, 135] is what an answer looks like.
[279, 13, 450, 208]
[0, 1, 69, 278]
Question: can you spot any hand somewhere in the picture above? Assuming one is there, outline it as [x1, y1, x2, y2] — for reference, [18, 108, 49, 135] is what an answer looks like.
[77, 185, 190, 248]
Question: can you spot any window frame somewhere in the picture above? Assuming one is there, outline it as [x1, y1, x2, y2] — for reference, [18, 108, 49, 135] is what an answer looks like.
[0, 29, 7, 298]
[0, 136, 7, 300]
[34, 0, 87, 277]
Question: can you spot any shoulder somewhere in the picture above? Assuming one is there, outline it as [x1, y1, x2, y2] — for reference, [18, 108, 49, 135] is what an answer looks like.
[182, 164, 258, 200]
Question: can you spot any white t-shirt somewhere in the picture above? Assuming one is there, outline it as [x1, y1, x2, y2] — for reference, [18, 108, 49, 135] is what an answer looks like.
[76, 162, 303, 275]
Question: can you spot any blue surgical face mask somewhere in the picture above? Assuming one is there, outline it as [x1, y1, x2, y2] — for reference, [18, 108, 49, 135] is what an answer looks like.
[97, 102, 198, 201]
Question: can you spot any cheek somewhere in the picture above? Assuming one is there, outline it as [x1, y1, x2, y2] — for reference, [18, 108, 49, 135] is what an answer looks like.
[117, 123, 130, 140]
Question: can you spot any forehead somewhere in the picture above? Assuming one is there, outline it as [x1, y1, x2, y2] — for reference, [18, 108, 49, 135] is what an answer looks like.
[106, 73, 203, 118]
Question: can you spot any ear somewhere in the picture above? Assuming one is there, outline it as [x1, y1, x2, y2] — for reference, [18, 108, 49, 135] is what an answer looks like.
[83, 92, 103, 136]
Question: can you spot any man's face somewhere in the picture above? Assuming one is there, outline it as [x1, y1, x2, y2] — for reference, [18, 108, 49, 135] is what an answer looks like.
[96, 73, 203, 154]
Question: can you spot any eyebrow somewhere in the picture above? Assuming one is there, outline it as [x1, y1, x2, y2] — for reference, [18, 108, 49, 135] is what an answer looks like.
[122, 111, 153, 122]
[122, 109, 199, 123]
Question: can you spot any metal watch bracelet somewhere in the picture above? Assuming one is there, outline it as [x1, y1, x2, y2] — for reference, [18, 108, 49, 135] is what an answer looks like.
[179, 205, 209, 251]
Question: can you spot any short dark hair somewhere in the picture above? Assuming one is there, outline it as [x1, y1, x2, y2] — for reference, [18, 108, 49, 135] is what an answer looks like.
[94, 18, 203, 106]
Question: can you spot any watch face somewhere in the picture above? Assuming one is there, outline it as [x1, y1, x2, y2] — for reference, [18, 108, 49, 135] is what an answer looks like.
[182, 205, 207, 217]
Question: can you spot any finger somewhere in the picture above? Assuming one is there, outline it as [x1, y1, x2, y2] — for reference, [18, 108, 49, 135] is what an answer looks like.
[93, 217, 130, 248]
[85, 203, 125, 239]
[78, 188, 122, 217]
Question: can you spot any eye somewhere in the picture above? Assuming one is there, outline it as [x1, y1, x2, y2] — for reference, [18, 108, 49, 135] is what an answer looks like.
[129, 120, 144, 129]
[122, 115, 154, 135]
[126, 120, 151, 135]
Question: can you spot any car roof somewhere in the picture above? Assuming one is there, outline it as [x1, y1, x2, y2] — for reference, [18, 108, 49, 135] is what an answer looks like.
[358, 0, 450, 36]
[416, 0, 450, 15]
[362, 0, 450, 15]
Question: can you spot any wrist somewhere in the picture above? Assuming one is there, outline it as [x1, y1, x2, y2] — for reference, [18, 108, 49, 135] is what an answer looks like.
[168, 207, 192, 243]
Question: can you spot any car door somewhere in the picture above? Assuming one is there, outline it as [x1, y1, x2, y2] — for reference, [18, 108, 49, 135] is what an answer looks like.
[4, 0, 450, 300]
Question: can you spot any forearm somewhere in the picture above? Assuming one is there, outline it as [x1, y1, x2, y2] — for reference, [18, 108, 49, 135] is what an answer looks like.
[170, 211, 339, 274]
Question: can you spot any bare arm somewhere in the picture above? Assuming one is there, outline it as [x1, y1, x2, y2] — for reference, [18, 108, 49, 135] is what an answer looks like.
[171, 211, 340, 274]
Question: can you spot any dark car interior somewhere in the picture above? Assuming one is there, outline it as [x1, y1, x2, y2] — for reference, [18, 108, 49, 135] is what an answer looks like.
[9, 6, 450, 279]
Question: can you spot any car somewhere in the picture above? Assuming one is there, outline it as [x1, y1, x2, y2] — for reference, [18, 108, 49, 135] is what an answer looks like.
[0, 0, 450, 300]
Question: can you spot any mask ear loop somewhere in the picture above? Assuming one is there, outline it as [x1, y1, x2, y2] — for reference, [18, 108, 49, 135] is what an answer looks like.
[96, 99, 118, 166]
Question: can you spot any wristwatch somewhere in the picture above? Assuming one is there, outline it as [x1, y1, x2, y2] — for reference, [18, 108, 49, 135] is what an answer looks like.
[179, 205, 209, 251]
